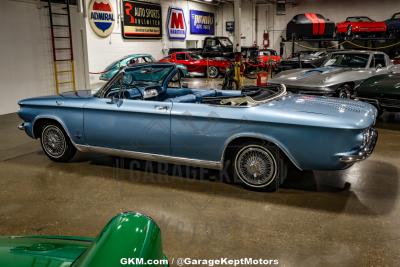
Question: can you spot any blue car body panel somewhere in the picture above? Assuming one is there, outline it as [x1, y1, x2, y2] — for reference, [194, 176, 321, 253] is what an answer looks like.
[18, 64, 377, 171]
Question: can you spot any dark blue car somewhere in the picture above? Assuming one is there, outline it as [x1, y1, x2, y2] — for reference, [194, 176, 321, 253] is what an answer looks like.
[386, 12, 400, 36]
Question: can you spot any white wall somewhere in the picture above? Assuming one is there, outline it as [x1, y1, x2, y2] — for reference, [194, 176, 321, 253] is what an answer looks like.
[85, 0, 217, 85]
[0, 0, 86, 115]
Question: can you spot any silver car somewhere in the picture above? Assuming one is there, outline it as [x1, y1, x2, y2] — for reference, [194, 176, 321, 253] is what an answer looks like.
[270, 50, 397, 98]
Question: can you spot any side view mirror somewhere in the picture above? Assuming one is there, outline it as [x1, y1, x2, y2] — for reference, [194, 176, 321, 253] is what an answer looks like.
[143, 88, 159, 99]
[182, 82, 189, 88]
[107, 95, 120, 104]
[376, 64, 383, 70]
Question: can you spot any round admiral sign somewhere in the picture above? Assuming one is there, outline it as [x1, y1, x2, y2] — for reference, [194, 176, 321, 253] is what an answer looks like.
[88, 0, 115, 38]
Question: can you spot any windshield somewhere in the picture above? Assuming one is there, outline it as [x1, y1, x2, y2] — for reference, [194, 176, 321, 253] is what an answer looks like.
[219, 38, 233, 47]
[122, 66, 174, 84]
[323, 53, 370, 68]
[259, 50, 276, 56]
[190, 53, 203, 60]
[104, 57, 127, 71]
[346, 17, 372, 22]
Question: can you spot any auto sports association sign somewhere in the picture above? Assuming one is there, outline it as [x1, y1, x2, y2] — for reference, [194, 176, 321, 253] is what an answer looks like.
[88, 0, 115, 38]
[167, 7, 186, 40]
[122, 0, 162, 39]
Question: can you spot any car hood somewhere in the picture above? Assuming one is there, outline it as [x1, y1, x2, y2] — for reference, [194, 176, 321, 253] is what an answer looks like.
[18, 90, 95, 105]
[259, 93, 377, 129]
[270, 66, 363, 87]
[358, 74, 400, 94]
[0, 236, 91, 267]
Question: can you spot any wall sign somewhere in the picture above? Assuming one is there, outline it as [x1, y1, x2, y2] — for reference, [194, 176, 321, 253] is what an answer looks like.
[226, 21, 234, 32]
[88, 0, 115, 38]
[167, 7, 186, 40]
[190, 10, 215, 35]
[122, 0, 162, 39]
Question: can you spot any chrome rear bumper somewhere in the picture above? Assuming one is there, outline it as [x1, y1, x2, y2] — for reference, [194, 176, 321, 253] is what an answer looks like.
[340, 128, 378, 163]
[17, 123, 25, 130]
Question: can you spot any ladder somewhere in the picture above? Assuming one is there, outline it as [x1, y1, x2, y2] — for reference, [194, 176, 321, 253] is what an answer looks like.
[47, 0, 76, 94]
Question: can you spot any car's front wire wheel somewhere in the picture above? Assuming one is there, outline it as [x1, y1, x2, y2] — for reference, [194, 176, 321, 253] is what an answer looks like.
[230, 141, 287, 191]
[40, 122, 76, 162]
[207, 66, 219, 78]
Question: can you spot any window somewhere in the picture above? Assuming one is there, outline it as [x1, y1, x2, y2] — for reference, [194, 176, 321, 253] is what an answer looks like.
[323, 53, 370, 68]
[370, 54, 386, 68]
[346, 17, 373, 22]
[176, 53, 188, 60]
[168, 72, 181, 88]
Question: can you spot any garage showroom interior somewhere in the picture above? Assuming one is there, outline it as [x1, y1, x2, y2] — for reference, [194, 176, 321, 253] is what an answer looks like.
[1, 0, 400, 266]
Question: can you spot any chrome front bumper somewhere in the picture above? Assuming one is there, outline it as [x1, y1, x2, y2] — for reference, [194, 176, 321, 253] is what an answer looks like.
[340, 128, 378, 163]
[18, 123, 25, 130]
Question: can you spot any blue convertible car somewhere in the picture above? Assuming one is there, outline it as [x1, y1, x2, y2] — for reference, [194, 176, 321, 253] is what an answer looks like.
[18, 63, 378, 191]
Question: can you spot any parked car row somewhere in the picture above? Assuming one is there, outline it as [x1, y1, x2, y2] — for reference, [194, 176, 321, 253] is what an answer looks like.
[287, 12, 400, 40]
[269, 50, 400, 115]
[95, 48, 399, 118]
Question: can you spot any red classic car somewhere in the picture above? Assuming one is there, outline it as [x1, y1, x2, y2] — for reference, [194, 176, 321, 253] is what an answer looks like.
[393, 56, 400, 65]
[255, 49, 281, 65]
[336, 16, 387, 37]
[159, 52, 230, 78]
[242, 49, 282, 78]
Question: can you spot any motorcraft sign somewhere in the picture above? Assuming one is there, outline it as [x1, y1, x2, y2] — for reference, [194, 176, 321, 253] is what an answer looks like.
[190, 10, 215, 35]
[122, 0, 162, 39]
[167, 7, 186, 40]
[88, 0, 115, 38]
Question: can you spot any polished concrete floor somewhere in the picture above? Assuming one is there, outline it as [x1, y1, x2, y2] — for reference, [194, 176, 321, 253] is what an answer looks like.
[1, 108, 400, 266]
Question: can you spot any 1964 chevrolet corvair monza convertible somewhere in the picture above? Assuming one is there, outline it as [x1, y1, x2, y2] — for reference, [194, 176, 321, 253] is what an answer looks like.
[18, 63, 378, 191]
[0, 212, 168, 267]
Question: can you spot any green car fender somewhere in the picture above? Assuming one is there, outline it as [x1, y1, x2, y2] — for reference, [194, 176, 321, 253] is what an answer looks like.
[74, 212, 167, 267]
[0, 212, 168, 267]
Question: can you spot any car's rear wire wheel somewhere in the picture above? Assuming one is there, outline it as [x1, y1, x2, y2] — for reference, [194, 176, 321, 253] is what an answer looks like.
[40, 122, 76, 162]
[207, 66, 219, 78]
[337, 84, 353, 99]
[228, 141, 287, 191]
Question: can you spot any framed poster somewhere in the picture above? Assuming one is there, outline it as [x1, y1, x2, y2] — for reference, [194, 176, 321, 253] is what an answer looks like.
[226, 21, 234, 33]
[122, 0, 162, 39]
[167, 7, 187, 40]
[189, 10, 215, 35]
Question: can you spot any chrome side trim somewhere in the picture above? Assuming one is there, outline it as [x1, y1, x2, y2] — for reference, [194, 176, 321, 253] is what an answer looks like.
[75, 145, 223, 170]
[188, 72, 205, 77]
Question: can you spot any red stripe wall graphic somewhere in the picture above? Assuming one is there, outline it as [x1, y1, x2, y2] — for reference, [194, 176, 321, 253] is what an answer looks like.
[305, 13, 325, 35]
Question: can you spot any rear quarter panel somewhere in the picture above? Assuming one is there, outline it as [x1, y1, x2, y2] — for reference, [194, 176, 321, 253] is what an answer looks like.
[170, 102, 370, 170]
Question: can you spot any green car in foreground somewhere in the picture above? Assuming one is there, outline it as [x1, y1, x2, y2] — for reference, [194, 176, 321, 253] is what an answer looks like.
[0, 212, 168, 267]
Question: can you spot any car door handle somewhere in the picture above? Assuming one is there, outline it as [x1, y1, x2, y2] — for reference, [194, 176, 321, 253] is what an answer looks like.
[155, 105, 169, 111]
